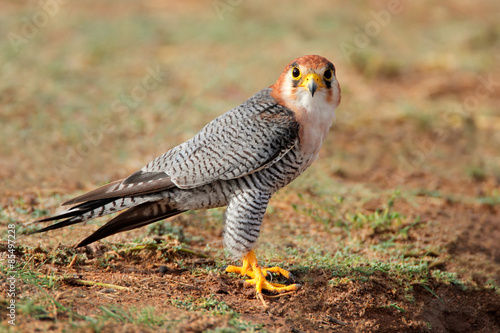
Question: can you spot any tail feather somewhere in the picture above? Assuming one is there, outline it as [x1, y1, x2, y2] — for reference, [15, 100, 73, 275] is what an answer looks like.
[33, 198, 117, 224]
[77, 201, 185, 247]
[29, 215, 87, 234]
[29, 197, 149, 236]
[62, 175, 175, 206]
[30, 170, 182, 246]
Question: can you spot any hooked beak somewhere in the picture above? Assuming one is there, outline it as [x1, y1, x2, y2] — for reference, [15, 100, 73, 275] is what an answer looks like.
[300, 73, 324, 97]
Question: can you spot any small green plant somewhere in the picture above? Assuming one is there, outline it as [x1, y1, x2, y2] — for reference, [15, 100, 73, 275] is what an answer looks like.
[17, 298, 52, 320]
[171, 294, 236, 316]
[99, 305, 168, 327]
[387, 302, 405, 313]
[207, 317, 266, 333]
[467, 164, 487, 182]
[148, 220, 185, 240]
[347, 192, 404, 233]
[485, 279, 500, 294]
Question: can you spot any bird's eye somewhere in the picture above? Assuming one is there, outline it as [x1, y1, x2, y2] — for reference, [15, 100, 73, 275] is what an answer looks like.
[291, 67, 301, 80]
[324, 69, 333, 81]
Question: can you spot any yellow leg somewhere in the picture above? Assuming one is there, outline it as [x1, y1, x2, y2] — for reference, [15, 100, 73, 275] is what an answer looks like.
[226, 250, 300, 295]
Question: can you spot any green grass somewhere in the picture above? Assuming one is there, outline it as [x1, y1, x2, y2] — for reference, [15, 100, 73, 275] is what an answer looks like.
[3, 188, 500, 331]
[98, 305, 169, 327]
[169, 295, 266, 333]
[170, 294, 236, 316]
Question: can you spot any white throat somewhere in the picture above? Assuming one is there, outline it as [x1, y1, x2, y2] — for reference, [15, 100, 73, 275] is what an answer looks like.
[284, 87, 337, 159]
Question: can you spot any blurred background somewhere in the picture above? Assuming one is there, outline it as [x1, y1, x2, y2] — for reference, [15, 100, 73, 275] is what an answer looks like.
[1, 2, 500, 331]
[1, 0, 499, 197]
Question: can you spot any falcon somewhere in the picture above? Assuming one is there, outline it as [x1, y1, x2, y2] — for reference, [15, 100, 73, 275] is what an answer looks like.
[31, 55, 341, 301]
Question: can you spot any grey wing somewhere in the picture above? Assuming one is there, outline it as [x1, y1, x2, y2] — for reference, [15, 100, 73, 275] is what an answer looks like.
[62, 89, 297, 205]
[141, 89, 300, 189]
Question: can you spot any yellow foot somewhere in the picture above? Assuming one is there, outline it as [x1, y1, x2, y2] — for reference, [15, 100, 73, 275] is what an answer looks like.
[226, 250, 301, 300]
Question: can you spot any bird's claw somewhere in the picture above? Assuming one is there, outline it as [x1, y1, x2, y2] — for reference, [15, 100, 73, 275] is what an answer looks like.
[226, 250, 300, 300]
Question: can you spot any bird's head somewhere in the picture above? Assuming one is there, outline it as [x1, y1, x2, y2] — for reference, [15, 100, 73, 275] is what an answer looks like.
[271, 55, 341, 115]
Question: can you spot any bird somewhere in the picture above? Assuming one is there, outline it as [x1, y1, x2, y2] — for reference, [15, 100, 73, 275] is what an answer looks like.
[31, 55, 341, 301]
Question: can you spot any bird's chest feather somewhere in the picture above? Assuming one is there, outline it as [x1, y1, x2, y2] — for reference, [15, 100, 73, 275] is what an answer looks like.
[295, 95, 336, 160]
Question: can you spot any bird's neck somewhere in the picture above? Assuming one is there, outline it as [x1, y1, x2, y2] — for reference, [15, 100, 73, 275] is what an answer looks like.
[294, 92, 336, 158]
[270, 83, 338, 159]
